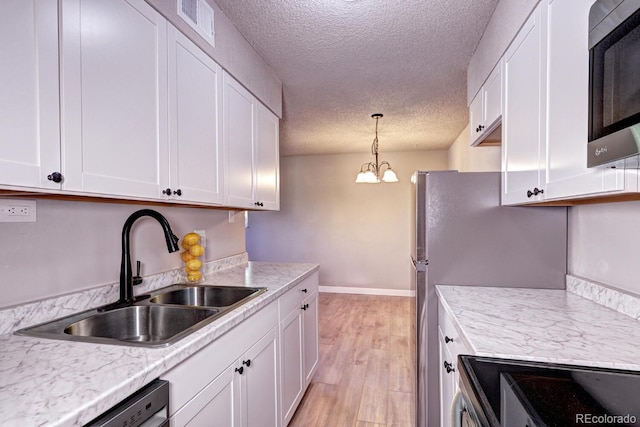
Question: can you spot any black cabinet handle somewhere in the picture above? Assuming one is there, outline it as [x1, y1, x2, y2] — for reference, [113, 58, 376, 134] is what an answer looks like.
[445, 336, 454, 344]
[301, 288, 308, 293]
[47, 172, 63, 183]
[173, 189, 182, 196]
[242, 359, 251, 367]
[162, 188, 172, 195]
[254, 201, 264, 207]
[301, 303, 309, 311]
[479, 125, 485, 131]
[444, 361, 455, 374]
[527, 188, 545, 198]
[235, 366, 244, 375]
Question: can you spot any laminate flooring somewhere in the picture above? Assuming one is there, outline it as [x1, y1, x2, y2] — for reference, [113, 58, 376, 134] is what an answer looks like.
[289, 293, 416, 427]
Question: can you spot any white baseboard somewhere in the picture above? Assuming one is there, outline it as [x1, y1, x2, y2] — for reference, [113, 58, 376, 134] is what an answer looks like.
[319, 285, 415, 297]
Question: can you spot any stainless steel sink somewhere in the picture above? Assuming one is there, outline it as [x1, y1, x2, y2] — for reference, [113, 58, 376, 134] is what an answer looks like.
[64, 305, 218, 344]
[149, 285, 266, 308]
[15, 284, 267, 347]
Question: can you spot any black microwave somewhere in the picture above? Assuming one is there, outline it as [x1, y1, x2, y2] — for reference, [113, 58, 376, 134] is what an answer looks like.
[588, 0, 640, 168]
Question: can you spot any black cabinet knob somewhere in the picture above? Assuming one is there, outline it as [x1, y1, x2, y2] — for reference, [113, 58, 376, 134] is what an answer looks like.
[445, 336, 454, 344]
[254, 201, 264, 207]
[479, 125, 485, 131]
[173, 189, 182, 196]
[301, 303, 309, 311]
[47, 172, 63, 183]
[235, 366, 244, 375]
[527, 188, 545, 198]
[444, 361, 455, 374]
[302, 288, 308, 293]
[162, 188, 172, 195]
[242, 359, 251, 367]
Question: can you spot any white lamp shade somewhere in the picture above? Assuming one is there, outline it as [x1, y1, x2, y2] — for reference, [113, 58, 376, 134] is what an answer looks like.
[355, 171, 368, 183]
[382, 168, 399, 182]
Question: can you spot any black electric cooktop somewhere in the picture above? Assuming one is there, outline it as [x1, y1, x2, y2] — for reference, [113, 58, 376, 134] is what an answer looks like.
[458, 355, 640, 427]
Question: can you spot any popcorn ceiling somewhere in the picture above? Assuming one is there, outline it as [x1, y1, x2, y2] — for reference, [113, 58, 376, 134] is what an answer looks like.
[214, 0, 499, 156]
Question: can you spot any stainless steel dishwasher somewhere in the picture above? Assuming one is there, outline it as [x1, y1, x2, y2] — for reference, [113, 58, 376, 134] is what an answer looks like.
[84, 379, 169, 427]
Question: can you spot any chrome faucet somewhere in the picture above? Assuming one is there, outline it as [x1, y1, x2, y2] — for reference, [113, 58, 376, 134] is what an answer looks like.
[118, 209, 180, 305]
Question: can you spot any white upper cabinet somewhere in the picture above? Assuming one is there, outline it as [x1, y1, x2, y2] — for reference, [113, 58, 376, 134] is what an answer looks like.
[502, 3, 548, 205]
[544, 0, 636, 200]
[255, 104, 280, 210]
[0, 0, 61, 190]
[60, 0, 169, 199]
[224, 72, 280, 210]
[469, 60, 503, 146]
[167, 26, 224, 205]
[224, 73, 256, 208]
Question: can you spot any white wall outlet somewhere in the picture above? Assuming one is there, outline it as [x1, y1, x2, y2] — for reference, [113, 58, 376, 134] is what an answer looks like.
[0, 199, 37, 223]
[195, 229, 206, 248]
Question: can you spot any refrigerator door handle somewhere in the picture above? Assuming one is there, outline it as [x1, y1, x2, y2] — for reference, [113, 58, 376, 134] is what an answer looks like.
[411, 255, 428, 271]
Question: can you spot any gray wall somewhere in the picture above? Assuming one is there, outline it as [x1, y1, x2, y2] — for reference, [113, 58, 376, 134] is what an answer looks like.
[246, 150, 449, 294]
[0, 199, 245, 308]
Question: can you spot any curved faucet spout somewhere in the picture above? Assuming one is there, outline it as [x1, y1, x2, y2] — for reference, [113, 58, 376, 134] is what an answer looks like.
[119, 209, 180, 304]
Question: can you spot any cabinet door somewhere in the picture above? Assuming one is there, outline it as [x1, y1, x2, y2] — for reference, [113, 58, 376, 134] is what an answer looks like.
[168, 26, 224, 204]
[61, 0, 169, 198]
[502, 3, 547, 205]
[240, 327, 279, 427]
[483, 60, 503, 132]
[544, 0, 627, 199]
[280, 308, 304, 425]
[0, 0, 60, 190]
[469, 91, 484, 145]
[438, 329, 456, 427]
[171, 364, 241, 427]
[303, 292, 319, 385]
[224, 73, 256, 209]
[255, 103, 280, 210]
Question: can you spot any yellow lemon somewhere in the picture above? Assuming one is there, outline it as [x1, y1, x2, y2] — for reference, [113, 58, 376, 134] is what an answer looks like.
[189, 244, 204, 257]
[187, 271, 203, 282]
[183, 232, 200, 246]
[180, 250, 195, 263]
[186, 259, 202, 271]
[181, 239, 193, 250]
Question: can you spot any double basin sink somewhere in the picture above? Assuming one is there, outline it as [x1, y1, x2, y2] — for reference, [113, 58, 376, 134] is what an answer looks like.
[16, 284, 267, 347]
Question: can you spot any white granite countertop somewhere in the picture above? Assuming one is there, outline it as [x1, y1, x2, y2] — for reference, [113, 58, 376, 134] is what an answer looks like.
[436, 282, 640, 371]
[0, 259, 318, 426]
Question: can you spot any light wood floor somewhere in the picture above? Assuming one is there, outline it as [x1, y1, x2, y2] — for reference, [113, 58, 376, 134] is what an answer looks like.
[289, 293, 416, 427]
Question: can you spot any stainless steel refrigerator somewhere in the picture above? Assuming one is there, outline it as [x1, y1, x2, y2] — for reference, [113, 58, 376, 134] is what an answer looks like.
[411, 171, 567, 427]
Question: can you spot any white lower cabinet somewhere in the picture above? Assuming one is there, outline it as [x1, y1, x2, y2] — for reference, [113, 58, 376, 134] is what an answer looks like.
[161, 274, 319, 427]
[279, 273, 319, 425]
[162, 301, 279, 427]
[438, 300, 473, 427]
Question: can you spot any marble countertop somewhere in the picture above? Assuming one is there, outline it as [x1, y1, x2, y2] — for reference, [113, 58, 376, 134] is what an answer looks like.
[436, 284, 640, 371]
[0, 260, 318, 427]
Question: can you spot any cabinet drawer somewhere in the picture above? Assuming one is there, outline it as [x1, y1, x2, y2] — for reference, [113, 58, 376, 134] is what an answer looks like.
[279, 272, 318, 321]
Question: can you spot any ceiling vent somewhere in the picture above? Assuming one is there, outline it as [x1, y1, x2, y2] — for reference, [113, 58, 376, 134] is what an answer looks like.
[177, 0, 215, 47]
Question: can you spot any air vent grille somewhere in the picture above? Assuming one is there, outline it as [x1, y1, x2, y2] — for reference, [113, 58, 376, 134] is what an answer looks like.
[177, 0, 215, 47]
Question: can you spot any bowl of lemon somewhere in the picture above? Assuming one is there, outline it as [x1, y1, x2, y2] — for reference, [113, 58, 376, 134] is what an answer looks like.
[180, 231, 205, 282]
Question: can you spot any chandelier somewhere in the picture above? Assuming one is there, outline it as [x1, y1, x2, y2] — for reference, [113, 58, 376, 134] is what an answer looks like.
[355, 114, 399, 183]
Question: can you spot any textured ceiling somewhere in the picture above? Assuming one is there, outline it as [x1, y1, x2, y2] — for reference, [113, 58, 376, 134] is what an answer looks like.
[214, 0, 500, 156]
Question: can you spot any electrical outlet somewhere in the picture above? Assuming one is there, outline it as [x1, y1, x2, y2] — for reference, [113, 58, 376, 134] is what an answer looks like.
[0, 199, 37, 222]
